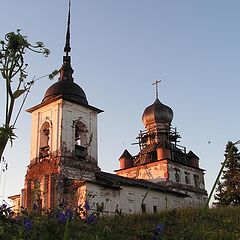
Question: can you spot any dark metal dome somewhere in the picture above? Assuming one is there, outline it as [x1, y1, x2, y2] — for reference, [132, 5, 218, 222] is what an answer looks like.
[42, 3, 88, 106]
[42, 78, 88, 105]
[142, 98, 173, 127]
[42, 54, 88, 106]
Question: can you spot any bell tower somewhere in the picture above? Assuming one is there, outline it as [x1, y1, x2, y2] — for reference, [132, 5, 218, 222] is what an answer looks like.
[22, 0, 102, 210]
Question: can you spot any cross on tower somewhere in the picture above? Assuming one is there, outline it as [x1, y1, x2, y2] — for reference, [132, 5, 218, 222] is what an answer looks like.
[152, 80, 161, 99]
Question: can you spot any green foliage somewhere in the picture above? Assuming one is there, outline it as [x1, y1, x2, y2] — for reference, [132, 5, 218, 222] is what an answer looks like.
[49, 69, 60, 80]
[0, 29, 50, 161]
[214, 141, 240, 206]
[1, 207, 240, 239]
[0, 125, 16, 147]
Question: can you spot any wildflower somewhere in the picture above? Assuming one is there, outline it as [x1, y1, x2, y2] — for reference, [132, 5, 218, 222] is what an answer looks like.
[86, 213, 96, 224]
[65, 209, 73, 220]
[155, 223, 164, 234]
[57, 212, 67, 224]
[85, 200, 90, 211]
[24, 218, 32, 230]
[152, 223, 164, 240]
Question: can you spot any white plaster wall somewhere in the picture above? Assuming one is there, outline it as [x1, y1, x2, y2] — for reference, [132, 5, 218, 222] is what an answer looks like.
[29, 100, 98, 165]
[83, 182, 186, 215]
[29, 100, 63, 163]
[168, 161, 205, 189]
[183, 192, 208, 207]
[119, 185, 185, 214]
[168, 161, 207, 206]
[61, 101, 98, 163]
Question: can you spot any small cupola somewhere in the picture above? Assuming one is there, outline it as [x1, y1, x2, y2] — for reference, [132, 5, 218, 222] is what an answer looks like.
[119, 149, 133, 169]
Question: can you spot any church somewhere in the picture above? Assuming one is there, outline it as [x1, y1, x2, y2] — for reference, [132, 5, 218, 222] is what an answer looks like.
[9, 3, 207, 215]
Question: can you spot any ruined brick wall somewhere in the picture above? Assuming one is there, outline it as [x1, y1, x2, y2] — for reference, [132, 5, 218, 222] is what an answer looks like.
[23, 160, 59, 210]
[116, 160, 169, 182]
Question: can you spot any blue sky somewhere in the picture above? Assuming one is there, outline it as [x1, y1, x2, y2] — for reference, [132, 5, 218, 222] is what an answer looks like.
[1, 0, 240, 204]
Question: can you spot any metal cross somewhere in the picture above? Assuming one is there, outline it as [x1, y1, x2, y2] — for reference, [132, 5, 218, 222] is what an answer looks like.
[152, 80, 161, 99]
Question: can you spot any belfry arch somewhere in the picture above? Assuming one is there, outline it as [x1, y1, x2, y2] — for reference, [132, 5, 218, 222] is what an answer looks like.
[74, 120, 88, 148]
[39, 121, 51, 158]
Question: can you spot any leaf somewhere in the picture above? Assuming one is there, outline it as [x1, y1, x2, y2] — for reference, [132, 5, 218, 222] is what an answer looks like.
[35, 41, 44, 48]
[49, 69, 59, 80]
[13, 89, 26, 99]
[0, 125, 17, 147]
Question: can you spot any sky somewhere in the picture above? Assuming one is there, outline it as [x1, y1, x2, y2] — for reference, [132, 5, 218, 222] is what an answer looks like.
[1, 0, 240, 205]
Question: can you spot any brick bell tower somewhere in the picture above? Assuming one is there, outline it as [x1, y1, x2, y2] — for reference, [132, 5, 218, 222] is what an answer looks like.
[22, 1, 102, 210]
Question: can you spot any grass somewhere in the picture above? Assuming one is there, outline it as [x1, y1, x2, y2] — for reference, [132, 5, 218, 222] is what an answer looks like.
[81, 207, 240, 240]
[1, 206, 240, 240]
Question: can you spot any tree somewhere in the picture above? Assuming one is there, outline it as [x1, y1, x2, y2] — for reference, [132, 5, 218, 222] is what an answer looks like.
[214, 141, 240, 206]
[0, 29, 50, 161]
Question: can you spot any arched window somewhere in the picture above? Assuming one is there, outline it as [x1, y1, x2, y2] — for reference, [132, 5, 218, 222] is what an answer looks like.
[39, 121, 51, 158]
[74, 121, 88, 158]
[185, 172, 190, 185]
[75, 121, 87, 147]
[175, 168, 180, 183]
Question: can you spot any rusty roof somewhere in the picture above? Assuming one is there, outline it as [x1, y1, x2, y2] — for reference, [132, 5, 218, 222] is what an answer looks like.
[94, 171, 189, 197]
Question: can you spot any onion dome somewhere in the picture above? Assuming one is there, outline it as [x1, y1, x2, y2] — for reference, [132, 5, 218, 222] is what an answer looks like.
[142, 98, 173, 128]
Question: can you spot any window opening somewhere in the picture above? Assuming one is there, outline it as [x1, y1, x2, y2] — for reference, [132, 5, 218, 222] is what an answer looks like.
[75, 121, 87, 147]
[153, 205, 158, 213]
[141, 203, 146, 214]
[39, 122, 50, 158]
[194, 174, 199, 188]
[175, 168, 180, 183]
[185, 172, 190, 185]
[74, 121, 88, 158]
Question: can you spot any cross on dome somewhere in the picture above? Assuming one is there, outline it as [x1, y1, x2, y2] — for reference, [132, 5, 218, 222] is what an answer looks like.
[152, 79, 161, 99]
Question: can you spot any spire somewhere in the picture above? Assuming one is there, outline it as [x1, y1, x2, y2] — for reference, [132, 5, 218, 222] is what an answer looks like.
[60, 0, 74, 81]
[64, 0, 71, 56]
[152, 80, 161, 99]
